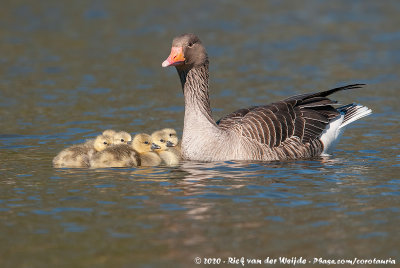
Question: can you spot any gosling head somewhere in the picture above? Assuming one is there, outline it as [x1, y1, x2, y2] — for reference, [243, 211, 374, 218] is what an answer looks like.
[161, 128, 179, 147]
[151, 130, 169, 152]
[131, 133, 153, 154]
[102, 129, 117, 137]
[113, 131, 132, 145]
[93, 134, 113, 152]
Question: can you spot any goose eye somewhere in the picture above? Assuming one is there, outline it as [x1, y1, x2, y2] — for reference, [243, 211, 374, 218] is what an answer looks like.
[188, 42, 193, 48]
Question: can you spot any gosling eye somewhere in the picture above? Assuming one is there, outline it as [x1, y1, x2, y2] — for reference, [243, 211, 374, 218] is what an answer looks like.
[103, 141, 108, 145]
[160, 139, 165, 143]
[120, 139, 124, 142]
[169, 134, 173, 137]
[144, 141, 149, 145]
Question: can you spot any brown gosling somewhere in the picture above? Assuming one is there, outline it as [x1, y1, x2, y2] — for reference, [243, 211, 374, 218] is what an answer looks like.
[132, 133, 162, 166]
[53, 134, 113, 168]
[89, 143, 140, 168]
[151, 130, 181, 166]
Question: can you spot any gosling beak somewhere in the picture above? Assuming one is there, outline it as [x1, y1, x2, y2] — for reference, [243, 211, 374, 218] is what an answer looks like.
[151, 143, 161, 150]
[162, 46, 185, 67]
[166, 141, 175, 147]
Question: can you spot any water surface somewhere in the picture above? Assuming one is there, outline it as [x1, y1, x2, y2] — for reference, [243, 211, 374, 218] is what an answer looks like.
[0, 1, 399, 267]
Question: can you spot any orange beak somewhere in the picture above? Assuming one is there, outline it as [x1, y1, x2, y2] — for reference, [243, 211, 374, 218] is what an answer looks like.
[162, 47, 185, 67]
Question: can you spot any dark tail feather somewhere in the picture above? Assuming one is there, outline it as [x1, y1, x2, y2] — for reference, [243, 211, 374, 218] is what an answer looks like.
[317, 83, 366, 98]
[285, 84, 366, 101]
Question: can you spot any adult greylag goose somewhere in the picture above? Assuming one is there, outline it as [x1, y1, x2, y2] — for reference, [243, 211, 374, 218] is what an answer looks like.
[53, 134, 113, 168]
[162, 33, 372, 162]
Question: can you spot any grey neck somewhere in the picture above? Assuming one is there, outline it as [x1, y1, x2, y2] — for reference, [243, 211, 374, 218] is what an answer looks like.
[176, 62, 216, 126]
[175, 62, 227, 160]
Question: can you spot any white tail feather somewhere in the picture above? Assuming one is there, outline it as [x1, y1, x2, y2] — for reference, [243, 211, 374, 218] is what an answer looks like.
[320, 104, 372, 155]
[339, 105, 372, 129]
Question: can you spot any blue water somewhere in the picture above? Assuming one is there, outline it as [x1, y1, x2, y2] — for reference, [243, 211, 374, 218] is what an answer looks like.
[1, 0, 399, 267]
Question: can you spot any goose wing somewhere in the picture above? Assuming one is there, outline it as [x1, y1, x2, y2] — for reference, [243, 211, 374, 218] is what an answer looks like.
[216, 84, 365, 147]
[216, 107, 254, 128]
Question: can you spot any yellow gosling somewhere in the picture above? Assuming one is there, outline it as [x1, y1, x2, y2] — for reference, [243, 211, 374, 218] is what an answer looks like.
[53, 134, 113, 168]
[161, 128, 179, 146]
[161, 128, 181, 156]
[131, 133, 162, 166]
[113, 131, 132, 145]
[151, 130, 181, 166]
[102, 129, 117, 137]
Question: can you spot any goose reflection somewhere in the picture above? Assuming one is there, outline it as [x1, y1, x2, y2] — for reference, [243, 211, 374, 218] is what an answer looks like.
[178, 160, 285, 183]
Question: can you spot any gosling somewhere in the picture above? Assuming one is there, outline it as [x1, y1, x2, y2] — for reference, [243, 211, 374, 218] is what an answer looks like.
[53, 134, 113, 168]
[102, 129, 117, 137]
[113, 131, 132, 145]
[132, 133, 162, 166]
[160, 128, 181, 156]
[89, 143, 140, 168]
[151, 130, 181, 166]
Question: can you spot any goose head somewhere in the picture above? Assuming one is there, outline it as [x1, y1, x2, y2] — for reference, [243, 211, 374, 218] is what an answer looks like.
[132, 133, 153, 154]
[93, 134, 113, 152]
[162, 33, 208, 70]
[161, 128, 179, 147]
[113, 131, 132, 144]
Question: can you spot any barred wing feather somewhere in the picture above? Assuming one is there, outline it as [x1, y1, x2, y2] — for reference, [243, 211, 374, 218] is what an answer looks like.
[216, 84, 366, 147]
